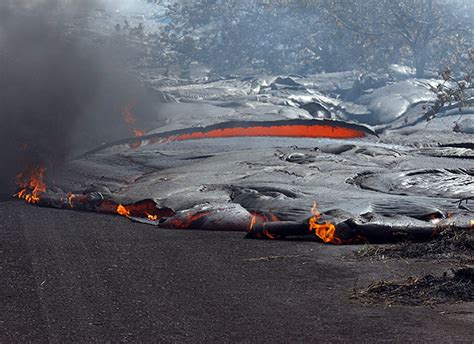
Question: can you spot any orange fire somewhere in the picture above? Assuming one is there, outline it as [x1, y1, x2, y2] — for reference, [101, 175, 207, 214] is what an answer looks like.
[14, 166, 47, 204]
[117, 204, 131, 217]
[308, 201, 341, 244]
[130, 128, 146, 149]
[123, 104, 136, 124]
[133, 129, 146, 137]
[263, 228, 277, 240]
[67, 193, 76, 208]
[122, 103, 147, 148]
[247, 212, 282, 239]
[249, 215, 257, 231]
[147, 213, 158, 221]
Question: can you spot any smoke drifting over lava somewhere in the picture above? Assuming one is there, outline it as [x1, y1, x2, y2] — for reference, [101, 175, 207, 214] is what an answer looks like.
[0, 0, 157, 194]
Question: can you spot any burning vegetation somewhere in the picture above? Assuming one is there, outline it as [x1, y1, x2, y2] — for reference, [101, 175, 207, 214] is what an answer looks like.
[14, 165, 47, 204]
[123, 103, 147, 149]
[309, 201, 341, 244]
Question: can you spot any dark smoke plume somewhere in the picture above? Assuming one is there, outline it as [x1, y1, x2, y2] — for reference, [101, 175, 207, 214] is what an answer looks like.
[0, 0, 157, 194]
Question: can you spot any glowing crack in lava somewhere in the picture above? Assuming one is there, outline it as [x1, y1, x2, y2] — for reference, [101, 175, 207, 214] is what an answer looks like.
[166, 124, 365, 142]
[14, 165, 47, 204]
[247, 203, 343, 242]
[309, 201, 341, 244]
[246, 212, 282, 239]
[84, 119, 376, 157]
[113, 202, 175, 221]
[249, 215, 257, 231]
[144, 120, 371, 148]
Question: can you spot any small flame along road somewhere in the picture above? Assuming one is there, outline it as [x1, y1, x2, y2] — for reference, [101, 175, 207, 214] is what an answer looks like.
[2, 200, 473, 342]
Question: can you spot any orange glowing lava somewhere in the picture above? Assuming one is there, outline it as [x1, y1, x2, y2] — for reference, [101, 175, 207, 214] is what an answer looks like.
[117, 204, 131, 217]
[164, 210, 211, 229]
[166, 124, 365, 143]
[113, 200, 174, 220]
[14, 166, 47, 204]
[308, 201, 341, 244]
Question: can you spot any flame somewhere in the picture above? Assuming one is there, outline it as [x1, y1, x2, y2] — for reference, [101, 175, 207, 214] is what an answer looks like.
[123, 104, 136, 124]
[14, 166, 47, 204]
[247, 212, 281, 239]
[122, 103, 147, 149]
[308, 201, 341, 244]
[112, 201, 174, 220]
[133, 129, 146, 137]
[129, 128, 146, 149]
[117, 204, 131, 217]
[67, 193, 76, 208]
[249, 215, 257, 231]
[147, 213, 158, 221]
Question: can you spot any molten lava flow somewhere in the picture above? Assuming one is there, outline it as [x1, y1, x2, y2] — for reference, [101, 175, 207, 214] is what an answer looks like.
[165, 124, 365, 143]
[14, 166, 47, 204]
[246, 211, 282, 239]
[113, 200, 174, 220]
[117, 204, 131, 217]
[308, 201, 341, 244]
[163, 210, 211, 229]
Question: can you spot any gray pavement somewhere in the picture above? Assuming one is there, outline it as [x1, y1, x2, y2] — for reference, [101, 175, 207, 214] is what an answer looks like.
[1, 200, 473, 343]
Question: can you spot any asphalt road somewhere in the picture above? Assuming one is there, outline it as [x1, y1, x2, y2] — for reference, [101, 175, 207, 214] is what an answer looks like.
[1, 200, 473, 343]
